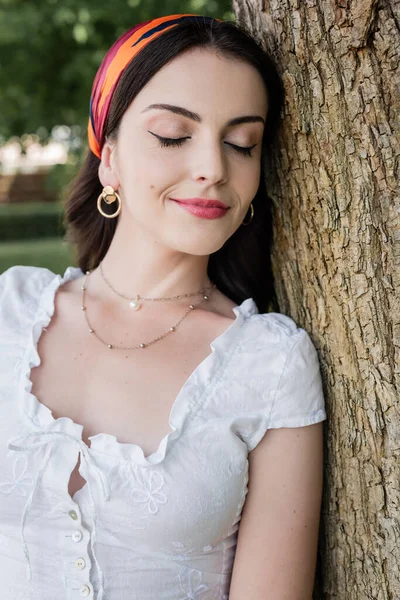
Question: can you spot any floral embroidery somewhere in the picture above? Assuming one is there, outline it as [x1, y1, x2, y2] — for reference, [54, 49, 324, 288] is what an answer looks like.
[131, 469, 167, 515]
[0, 267, 326, 598]
[161, 541, 215, 565]
[177, 565, 208, 599]
[163, 541, 198, 562]
[0, 455, 33, 496]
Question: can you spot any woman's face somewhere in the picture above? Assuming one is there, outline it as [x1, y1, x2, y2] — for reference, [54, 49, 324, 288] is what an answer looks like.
[101, 47, 268, 255]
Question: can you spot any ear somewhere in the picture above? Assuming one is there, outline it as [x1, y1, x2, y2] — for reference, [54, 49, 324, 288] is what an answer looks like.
[98, 139, 120, 190]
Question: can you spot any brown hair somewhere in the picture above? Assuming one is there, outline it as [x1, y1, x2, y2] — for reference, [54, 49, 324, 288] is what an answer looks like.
[63, 17, 285, 313]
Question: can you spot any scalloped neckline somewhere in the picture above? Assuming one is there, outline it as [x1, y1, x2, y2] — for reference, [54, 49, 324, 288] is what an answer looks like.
[19, 265, 259, 467]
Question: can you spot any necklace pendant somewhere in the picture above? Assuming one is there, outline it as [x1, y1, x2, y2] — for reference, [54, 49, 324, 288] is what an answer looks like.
[129, 295, 142, 311]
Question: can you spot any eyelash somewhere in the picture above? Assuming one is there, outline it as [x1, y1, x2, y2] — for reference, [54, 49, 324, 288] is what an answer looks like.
[148, 132, 256, 157]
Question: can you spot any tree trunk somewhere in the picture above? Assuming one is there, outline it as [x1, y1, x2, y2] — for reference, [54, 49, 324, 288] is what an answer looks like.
[232, 0, 400, 598]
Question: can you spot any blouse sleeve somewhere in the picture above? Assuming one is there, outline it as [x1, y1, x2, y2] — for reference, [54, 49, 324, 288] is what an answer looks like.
[226, 314, 328, 454]
[267, 328, 327, 430]
[0, 264, 53, 332]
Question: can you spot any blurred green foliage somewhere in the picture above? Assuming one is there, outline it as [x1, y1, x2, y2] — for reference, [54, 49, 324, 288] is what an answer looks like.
[0, 0, 234, 142]
[0, 236, 74, 274]
[44, 161, 81, 200]
[0, 201, 66, 241]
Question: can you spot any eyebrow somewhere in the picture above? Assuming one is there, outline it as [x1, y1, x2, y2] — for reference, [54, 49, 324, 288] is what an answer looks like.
[141, 103, 265, 126]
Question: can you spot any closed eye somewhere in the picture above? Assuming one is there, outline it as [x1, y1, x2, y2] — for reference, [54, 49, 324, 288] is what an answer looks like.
[148, 131, 257, 157]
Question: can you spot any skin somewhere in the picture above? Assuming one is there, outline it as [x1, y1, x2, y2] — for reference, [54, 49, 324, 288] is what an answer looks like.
[90, 46, 268, 308]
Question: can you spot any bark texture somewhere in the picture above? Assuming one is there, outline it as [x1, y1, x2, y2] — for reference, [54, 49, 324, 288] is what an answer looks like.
[232, 1, 400, 598]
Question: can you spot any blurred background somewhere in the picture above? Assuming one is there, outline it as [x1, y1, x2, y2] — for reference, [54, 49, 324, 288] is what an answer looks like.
[0, 0, 234, 274]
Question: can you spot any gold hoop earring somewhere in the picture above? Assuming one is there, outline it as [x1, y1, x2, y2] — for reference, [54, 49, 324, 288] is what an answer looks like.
[241, 202, 254, 226]
[97, 185, 122, 218]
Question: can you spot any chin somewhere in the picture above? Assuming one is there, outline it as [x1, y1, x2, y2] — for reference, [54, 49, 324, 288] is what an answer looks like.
[162, 236, 223, 256]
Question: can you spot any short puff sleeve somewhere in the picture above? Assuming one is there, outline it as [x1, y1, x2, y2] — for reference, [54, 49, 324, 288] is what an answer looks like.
[268, 328, 327, 430]
[243, 321, 327, 453]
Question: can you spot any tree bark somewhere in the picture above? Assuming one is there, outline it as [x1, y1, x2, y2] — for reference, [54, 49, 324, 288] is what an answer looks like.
[232, 0, 400, 598]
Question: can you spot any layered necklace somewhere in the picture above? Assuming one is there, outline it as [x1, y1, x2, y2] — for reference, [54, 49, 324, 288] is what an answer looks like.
[80, 262, 216, 351]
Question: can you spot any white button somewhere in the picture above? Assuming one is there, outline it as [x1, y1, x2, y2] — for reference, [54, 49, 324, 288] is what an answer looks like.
[72, 530, 83, 542]
[79, 584, 91, 597]
[75, 557, 86, 570]
[68, 510, 78, 520]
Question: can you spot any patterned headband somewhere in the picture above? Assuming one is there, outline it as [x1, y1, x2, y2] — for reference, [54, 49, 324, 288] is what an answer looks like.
[88, 14, 222, 159]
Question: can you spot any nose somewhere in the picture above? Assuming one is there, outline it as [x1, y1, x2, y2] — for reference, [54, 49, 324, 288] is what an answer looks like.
[190, 135, 228, 186]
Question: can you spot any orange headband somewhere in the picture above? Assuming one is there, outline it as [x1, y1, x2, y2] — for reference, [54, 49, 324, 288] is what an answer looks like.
[88, 14, 222, 159]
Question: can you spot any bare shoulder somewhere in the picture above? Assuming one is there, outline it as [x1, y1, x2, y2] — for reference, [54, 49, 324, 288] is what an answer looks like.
[52, 272, 86, 322]
[59, 272, 85, 297]
[204, 287, 239, 320]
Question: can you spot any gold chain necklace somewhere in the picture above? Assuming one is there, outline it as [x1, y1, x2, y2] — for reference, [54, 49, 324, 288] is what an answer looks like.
[80, 270, 216, 350]
[99, 261, 215, 311]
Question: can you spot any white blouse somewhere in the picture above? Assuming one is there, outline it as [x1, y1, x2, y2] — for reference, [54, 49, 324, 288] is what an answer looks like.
[0, 265, 327, 600]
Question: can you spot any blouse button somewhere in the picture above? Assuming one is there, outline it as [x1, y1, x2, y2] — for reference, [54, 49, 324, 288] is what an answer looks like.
[72, 530, 83, 543]
[75, 557, 86, 570]
[79, 584, 91, 597]
[68, 510, 78, 521]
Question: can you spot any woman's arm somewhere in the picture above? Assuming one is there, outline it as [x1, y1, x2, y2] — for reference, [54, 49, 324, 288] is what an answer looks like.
[228, 422, 324, 600]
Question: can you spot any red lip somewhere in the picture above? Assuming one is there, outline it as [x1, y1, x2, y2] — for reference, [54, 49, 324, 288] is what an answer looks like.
[169, 197, 229, 209]
[170, 200, 228, 220]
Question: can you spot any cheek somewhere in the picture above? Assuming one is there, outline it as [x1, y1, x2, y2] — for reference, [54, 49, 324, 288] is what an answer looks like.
[233, 162, 261, 199]
[124, 145, 182, 190]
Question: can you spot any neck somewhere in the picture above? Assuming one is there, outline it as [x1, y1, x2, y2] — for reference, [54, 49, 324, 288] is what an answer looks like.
[87, 220, 214, 305]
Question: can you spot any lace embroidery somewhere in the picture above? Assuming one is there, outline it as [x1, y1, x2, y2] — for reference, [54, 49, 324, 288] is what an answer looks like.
[130, 469, 167, 515]
[176, 565, 209, 599]
[0, 455, 33, 496]
[161, 541, 214, 563]
[165, 541, 199, 562]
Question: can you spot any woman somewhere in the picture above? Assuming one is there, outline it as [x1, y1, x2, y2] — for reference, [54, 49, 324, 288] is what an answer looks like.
[0, 14, 327, 600]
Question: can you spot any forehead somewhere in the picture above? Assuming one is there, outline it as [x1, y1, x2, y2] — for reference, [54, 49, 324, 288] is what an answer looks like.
[128, 47, 268, 119]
